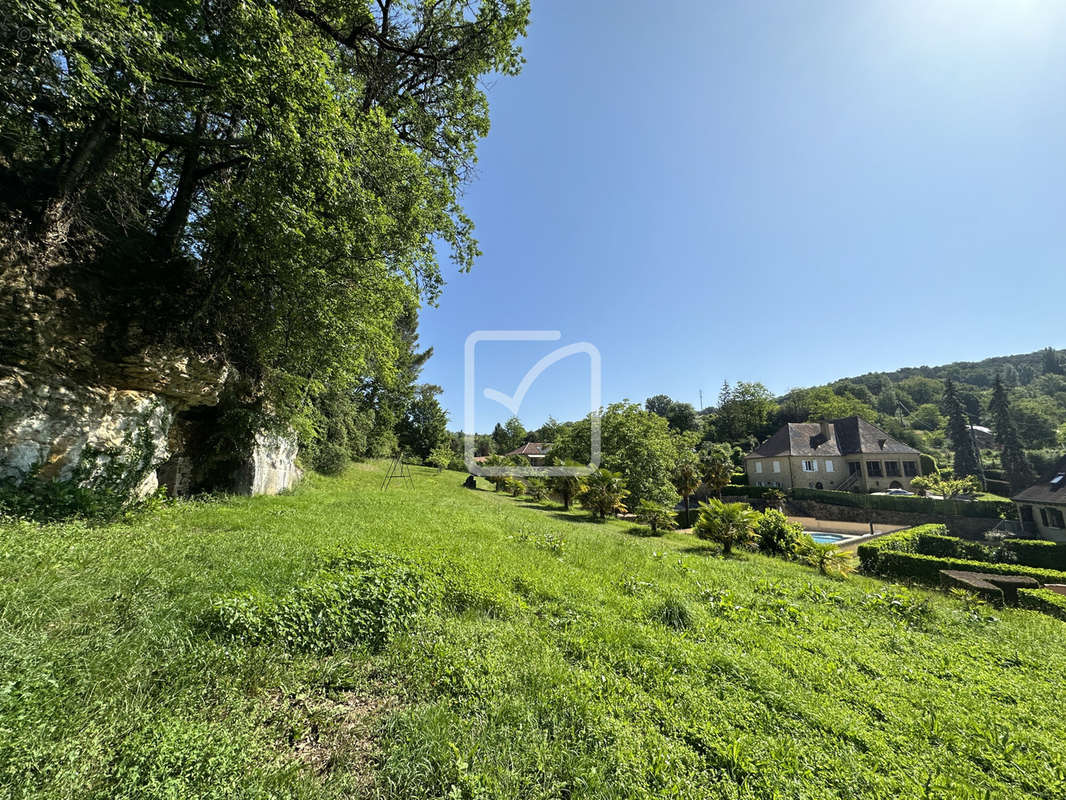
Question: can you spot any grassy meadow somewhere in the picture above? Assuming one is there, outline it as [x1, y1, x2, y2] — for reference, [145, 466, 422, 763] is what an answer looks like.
[1, 462, 1065, 799]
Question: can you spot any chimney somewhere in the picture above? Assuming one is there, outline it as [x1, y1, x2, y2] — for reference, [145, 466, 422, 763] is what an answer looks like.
[819, 421, 832, 442]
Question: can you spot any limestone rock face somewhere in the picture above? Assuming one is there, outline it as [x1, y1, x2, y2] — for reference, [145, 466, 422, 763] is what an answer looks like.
[1, 353, 300, 501]
[233, 432, 302, 496]
[0, 369, 174, 498]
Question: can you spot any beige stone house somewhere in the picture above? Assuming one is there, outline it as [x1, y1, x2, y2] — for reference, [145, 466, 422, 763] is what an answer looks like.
[1012, 457, 1066, 541]
[744, 416, 923, 492]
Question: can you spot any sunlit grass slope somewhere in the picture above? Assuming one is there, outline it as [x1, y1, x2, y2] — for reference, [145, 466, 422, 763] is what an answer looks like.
[2, 462, 1065, 799]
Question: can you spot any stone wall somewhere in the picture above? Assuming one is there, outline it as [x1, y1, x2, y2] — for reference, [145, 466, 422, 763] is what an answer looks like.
[233, 431, 302, 496]
[788, 498, 997, 538]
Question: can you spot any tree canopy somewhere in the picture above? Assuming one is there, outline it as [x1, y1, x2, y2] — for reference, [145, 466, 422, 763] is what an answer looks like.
[2, 0, 529, 439]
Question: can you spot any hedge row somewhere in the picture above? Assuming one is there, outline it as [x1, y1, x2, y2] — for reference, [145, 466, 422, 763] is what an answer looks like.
[872, 551, 1066, 587]
[721, 485, 779, 499]
[1002, 539, 1066, 572]
[857, 525, 1066, 573]
[791, 487, 1013, 519]
[1018, 588, 1066, 621]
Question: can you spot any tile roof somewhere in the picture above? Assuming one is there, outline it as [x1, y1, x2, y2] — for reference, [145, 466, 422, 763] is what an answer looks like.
[1012, 456, 1066, 505]
[506, 442, 552, 457]
[745, 416, 920, 459]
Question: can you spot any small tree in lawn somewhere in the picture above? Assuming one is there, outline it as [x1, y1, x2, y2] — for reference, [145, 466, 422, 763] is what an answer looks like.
[693, 499, 758, 556]
[578, 469, 629, 520]
[427, 444, 452, 473]
[546, 458, 585, 510]
[503, 476, 524, 497]
[525, 478, 548, 502]
[635, 499, 678, 535]
[700, 443, 735, 500]
[673, 455, 702, 527]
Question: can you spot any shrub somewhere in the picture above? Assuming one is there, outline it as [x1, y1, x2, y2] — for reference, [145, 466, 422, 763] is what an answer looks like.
[207, 552, 430, 653]
[311, 441, 348, 475]
[1018, 588, 1066, 621]
[634, 499, 679, 535]
[525, 478, 549, 502]
[756, 509, 805, 558]
[802, 541, 856, 578]
[577, 469, 629, 520]
[693, 499, 759, 556]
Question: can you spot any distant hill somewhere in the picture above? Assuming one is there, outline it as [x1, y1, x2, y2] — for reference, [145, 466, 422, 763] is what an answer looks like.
[785, 346, 1066, 480]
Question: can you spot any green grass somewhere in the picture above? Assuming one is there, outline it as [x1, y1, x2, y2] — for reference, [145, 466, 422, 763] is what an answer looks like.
[2, 462, 1066, 799]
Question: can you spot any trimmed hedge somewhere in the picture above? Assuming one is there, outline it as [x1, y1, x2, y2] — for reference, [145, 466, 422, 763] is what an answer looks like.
[1001, 539, 1066, 572]
[791, 487, 1013, 519]
[1018, 588, 1066, 621]
[856, 524, 940, 571]
[721, 485, 777, 499]
[859, 524, 1066, 587]
[869, 550, 1066, 587]
[858, 524, 1066, 571]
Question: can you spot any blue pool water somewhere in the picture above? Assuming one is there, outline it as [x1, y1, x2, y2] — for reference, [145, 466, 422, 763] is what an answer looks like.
[807, 532, 846, 544]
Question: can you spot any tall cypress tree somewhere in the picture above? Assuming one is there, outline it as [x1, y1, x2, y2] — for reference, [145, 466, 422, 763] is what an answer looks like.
[989, 375, 1035, 494]
[943, 378, 983, 486]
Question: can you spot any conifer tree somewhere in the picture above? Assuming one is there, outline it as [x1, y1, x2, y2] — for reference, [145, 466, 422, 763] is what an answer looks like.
[989, 375, 1035, 493]
[943, 379, 983, 487]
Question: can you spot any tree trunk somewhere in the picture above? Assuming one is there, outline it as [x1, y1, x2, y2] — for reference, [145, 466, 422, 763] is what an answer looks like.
[156, 110, 206, 257]
[683, 495, 690, 527]
[37, 113, 118, 242]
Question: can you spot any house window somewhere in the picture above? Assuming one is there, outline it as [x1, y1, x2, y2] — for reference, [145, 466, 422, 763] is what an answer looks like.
[867, 461, 883, 477]
[1046, 507, 1065, 529]
[885, 461, 901, 477]
[825, 460, 834, 473]
[755, 462, 763, 474]
[903, 461, 918, 477]
[772, 461, 781, 473]
[802, 460, 817, 472]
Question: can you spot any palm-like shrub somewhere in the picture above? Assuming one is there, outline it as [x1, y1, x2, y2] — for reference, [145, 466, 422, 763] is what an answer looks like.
[546, 459, 585, 510]
[635, 499, 678, 535]
[802, 540, 856, 577]
[525, 478, 548, 502]
[577, 469, 629, 520]
[693, 499, 758, 555]
[756, 509, 804, 558]
[502, 476, 524, 497]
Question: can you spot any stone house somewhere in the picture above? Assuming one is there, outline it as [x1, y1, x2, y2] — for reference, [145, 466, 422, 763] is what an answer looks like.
[1012, 457, 1066, 540]
[744, 416, 923, 492]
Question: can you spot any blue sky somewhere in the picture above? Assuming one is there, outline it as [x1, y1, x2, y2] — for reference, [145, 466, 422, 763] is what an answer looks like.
[418, 0, 1066, 434]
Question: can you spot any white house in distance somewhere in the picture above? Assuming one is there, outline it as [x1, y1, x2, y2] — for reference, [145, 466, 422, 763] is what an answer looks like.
[1012, 456, 1066, 540]
[505, 442, 552, 465]
[744, 416, 923, 492]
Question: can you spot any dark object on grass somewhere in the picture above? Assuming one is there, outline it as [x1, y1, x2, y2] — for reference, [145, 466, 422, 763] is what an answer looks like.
[939, 570, 1038, 606]
[463, 475, 477, 489]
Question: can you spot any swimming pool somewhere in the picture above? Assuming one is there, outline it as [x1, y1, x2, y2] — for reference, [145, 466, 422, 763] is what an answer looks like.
[806, 532, 847, 544]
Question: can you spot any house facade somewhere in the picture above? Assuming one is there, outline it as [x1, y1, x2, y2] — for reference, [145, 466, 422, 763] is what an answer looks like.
[1012, 457, 1066, 541]
[505, 442, 552, 465]
[744, 417, 923, 492]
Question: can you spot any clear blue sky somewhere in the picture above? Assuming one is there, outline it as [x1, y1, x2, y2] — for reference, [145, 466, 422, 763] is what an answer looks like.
[418, 0, 1066, 434]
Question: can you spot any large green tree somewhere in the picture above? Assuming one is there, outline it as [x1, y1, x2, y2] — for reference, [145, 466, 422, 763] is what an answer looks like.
[943, 379, 983, 486]
[1, 0, 529, 435]
[396, 384, 449, 459]
[553, 402, 683, 507]
[714, 381, 775, 444]
[989, 375, 1035, 493]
